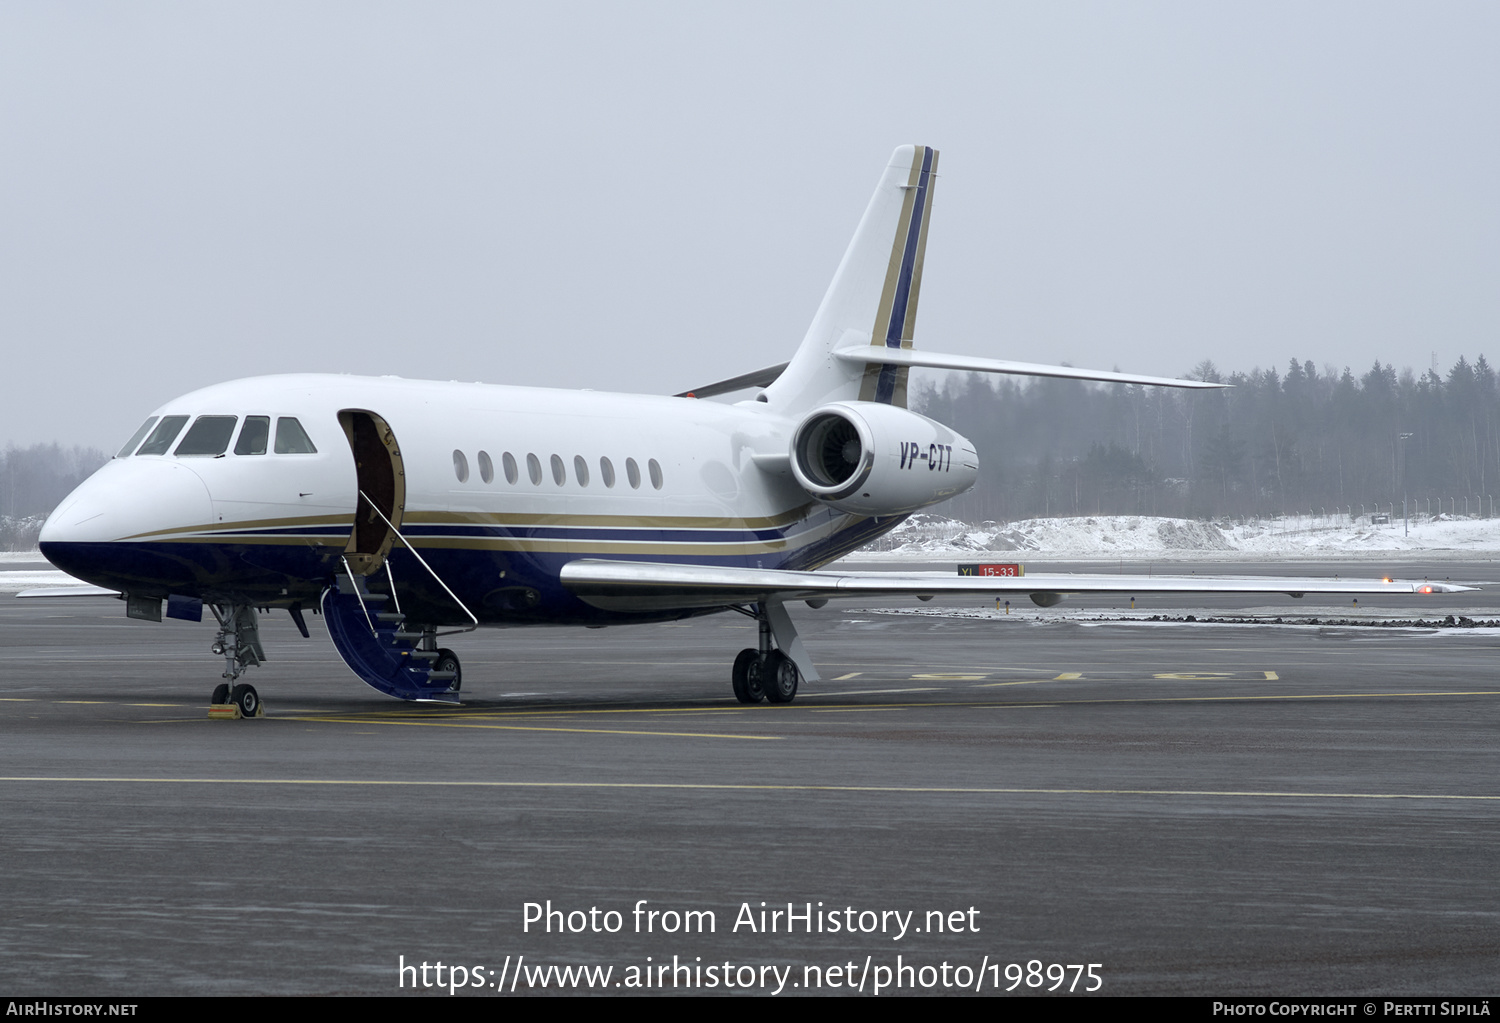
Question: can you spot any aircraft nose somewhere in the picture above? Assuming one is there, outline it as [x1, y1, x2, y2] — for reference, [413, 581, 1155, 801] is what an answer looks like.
[41, 459, 213, 545]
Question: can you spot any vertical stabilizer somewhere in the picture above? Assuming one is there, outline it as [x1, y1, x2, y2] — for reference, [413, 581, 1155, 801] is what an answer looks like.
[765, 145, 938, 412]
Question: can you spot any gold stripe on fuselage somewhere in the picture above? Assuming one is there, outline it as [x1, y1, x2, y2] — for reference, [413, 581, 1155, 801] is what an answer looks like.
[114, 506, 858, 559]
[119, 503, 820, 543]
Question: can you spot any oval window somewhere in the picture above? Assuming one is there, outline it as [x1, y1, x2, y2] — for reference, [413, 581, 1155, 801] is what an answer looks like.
[600, 457, 616, 488]
[527, 453, 542, 485]
[502, 451, 519, 484]
[626, 457, 641, 489]
[573, 455, 589, 487]
[453, 449, 469, 483]
[550, 454, 566, 485]
[648, 458, 663, 490]
[478, 450, 494, 484]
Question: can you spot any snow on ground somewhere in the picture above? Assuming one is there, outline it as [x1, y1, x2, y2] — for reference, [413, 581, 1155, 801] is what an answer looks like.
[0, 570, 99, 593]
[842, 512, 1500, 563]
[5, 511, 1500, 591]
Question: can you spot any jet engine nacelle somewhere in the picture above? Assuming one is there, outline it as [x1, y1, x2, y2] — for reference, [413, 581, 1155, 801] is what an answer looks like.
[789, 401, 978, 516]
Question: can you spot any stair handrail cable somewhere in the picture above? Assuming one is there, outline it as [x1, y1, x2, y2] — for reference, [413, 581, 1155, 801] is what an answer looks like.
[358, 490, 480, 626]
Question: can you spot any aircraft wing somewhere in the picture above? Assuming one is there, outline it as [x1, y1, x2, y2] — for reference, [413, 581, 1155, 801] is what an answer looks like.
[559, 559, 1471, 613]
[16, 585, 118, 598]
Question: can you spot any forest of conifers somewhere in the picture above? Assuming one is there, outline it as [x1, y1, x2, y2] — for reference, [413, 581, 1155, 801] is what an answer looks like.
[916, 355, 1500, 524]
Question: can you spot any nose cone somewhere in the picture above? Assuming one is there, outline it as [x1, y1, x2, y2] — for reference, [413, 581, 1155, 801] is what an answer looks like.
[42, 459, 213, 544]
[40, 459, 214, 592]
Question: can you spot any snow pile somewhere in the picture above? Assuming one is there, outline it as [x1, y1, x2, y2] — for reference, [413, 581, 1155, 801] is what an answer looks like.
[848, 513, 1500, 562]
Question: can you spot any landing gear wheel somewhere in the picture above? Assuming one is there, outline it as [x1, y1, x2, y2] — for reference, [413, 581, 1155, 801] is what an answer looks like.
[210, 683, 229, 706]
[762, 650, 799, 704]
[731, 648, 765, 704]
[434, 648, 462, 692]
[230, 683, 259, 718]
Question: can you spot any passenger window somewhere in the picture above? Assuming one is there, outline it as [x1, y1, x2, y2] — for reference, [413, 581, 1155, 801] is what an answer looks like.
[235, 416, 270, 456]
[550, 454, 566, 485]
[117, 417, 158, 458]
[274, 417, 318, 454]
[626, 457, 641, 489]
[648, 458, 663, 490]
[600, 457, 615, 488]
[478, 450, 494, 484]
[175, 416, 238, 456]
[503, 452, 519, 485]
[135, 415, 190, 456]
[573, 455, 589, 487]
[453, 449, 469, 483]
[527, 453, 542, 485]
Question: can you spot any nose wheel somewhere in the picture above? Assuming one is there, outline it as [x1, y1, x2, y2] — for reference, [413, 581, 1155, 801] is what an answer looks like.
[207, 603, 267, 719]
[209, 681, 262, 719]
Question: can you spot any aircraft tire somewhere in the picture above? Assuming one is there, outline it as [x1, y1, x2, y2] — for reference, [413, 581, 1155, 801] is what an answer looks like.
[762, 650, 799, 704]
[731, 648, 764, 704]
[211, 683, 230, 706]
[231, 683, 259, 718]
[435, 648, 462, 692]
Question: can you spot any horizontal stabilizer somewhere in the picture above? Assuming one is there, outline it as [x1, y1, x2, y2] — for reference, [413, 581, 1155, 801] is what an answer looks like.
[561, 560, 1470, 612]
[833, 347, 1226, 390]
[674, 362, 789, 399]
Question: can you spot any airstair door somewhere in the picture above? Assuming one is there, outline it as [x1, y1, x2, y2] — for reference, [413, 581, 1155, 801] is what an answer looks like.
[337, 409, 406, 576]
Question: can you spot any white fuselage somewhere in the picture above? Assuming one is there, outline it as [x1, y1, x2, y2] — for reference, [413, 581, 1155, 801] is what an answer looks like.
[40, 373, 900, 625]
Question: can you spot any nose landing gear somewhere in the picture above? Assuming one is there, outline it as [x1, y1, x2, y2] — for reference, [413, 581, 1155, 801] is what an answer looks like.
[207, 604, 266, 719]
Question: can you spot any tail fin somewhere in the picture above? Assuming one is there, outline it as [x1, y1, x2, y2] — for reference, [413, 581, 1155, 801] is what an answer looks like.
[765, 145, 938, 412]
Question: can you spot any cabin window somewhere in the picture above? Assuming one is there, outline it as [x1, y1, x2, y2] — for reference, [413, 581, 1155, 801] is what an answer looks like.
[117, 417, 158, 458]
[626, 457, 641, 489]
[478, 450, 494, 484]
[235, 416, 270, 455]
[175, 416, 239, 456]
[550, 454, 566, 485]
[135, 415, 190, 456]
[526, 453, 542, 485]
[648, 458, 664, 490]
[573, 455, 589, 487]
[274, 417, 317, 454]
[502, 452, 519, 484]
[600, 457, 616, 488]
[453, 449, 469, 483]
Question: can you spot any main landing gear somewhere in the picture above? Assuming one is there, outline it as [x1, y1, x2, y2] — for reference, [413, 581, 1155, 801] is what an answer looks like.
[417, 627, 462, 693]
[729, 601, 819, 705]
[208, 603, 266, 719]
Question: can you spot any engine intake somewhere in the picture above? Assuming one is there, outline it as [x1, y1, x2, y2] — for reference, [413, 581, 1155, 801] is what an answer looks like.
[789, 402, 978, 516]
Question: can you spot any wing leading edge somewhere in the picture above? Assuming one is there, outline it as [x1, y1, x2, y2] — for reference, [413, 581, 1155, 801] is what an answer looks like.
[560, 560, 1471, 613]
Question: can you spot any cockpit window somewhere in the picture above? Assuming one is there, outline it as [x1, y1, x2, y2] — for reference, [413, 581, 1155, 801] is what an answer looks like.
[174, 416, 239, 456]
[273, 417, 317, 454]
[135, 415, 190, 456]
[235, 416, 270, 456]
[117, 417, 158, 458]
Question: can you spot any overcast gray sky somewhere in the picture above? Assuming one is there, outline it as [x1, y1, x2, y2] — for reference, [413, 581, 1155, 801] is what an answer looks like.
[3, 2, 1496, 449]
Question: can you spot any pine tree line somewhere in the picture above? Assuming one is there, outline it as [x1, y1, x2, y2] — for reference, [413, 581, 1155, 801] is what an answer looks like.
[0, 444, 108, 550]
[916, 356, 1500, 523]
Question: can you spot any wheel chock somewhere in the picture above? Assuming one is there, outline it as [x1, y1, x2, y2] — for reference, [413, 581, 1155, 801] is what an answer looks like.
[208, 702, 264, 719]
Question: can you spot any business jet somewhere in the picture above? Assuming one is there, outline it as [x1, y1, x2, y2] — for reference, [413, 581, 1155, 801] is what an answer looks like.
[32, 145, 1464, 716]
